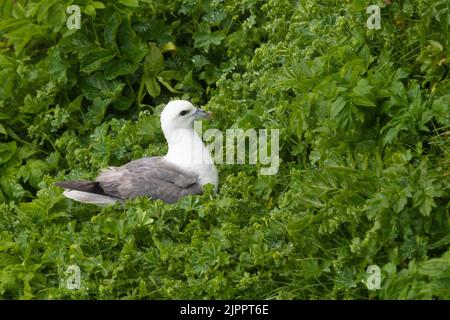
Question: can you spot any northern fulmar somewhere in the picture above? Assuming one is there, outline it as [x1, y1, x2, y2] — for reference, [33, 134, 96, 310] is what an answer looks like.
[55, 100, 218, 205]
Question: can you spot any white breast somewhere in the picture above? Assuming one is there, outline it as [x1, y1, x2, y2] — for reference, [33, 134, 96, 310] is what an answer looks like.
[164, 128, 218, 190]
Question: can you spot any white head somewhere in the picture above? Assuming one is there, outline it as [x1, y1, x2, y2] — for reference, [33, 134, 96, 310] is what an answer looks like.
[160, 100, 210, 137]
[161, 100, 218, 189]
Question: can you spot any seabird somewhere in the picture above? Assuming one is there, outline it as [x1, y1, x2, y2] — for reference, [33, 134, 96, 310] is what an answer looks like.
[55, 100, 218, 205]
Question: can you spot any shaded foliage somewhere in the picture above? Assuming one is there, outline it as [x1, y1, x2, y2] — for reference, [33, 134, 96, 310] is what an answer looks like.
[0, 0, 449, 299]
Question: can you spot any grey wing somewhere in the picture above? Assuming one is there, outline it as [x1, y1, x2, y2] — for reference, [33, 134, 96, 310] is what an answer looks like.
[96, 157, 203, 203]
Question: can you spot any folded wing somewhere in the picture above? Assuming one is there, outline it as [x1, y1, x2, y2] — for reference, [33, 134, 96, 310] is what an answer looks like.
[96, 156, 202, 204]
[55, 156, 203, 204]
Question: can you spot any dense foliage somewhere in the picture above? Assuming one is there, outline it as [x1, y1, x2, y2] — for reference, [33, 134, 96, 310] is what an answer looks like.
[0, 0, 449, 299]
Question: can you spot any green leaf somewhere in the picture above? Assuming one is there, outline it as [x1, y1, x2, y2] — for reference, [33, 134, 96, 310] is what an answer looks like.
[118, 17, 147, 62]
[47, 47, 69, 81]
[0, 168, 26, 199]
[0, 141, 17, 165]
[352, 96, 376, 107]
[104, 59, 140, 80]
[144, 44, 164, 76]
[104, 12, 122, 52]
[85, 5, 98, 17]
[352, 79, 373, 96]
[419, 252, 450, 278]
[427, 40, 443, 51]
[67, 95, 83, 113]
[351, 79, 375, 107]
[330, 97, 346, 119]
[118, 0, 139, 7]
[193, 23, 226, 52]
[431, 97, 450, 125]
[17, 159, 50, 187]
[0, 124, 6, 135]
[157, 76, 180, 93]
[91, 1, 106, 9]
[145, 77, 161, 98]
[84, 97, 112, 126]
[80, 49, 116, 73]
[0, 253, 21, 267]
[81, 74, 125, 101]
[158, 70, 181, 81]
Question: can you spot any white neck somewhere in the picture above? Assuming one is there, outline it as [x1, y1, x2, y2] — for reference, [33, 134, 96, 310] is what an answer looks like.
[163, 128, 218, 188]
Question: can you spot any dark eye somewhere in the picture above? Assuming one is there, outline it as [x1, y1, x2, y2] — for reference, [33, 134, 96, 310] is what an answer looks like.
[179, 110, 190, 116]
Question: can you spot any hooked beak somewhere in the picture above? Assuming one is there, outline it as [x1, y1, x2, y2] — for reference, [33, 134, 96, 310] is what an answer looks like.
[193, 109, 211, 120]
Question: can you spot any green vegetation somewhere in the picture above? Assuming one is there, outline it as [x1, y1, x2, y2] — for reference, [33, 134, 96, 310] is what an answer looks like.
[0, 0, 449, 299]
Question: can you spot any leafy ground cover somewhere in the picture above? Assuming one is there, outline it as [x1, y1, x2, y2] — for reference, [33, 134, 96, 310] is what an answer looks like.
[0, 0, 449, 299]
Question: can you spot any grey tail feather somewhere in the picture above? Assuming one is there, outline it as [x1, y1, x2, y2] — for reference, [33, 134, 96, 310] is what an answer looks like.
[54, 180, 115, 198]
